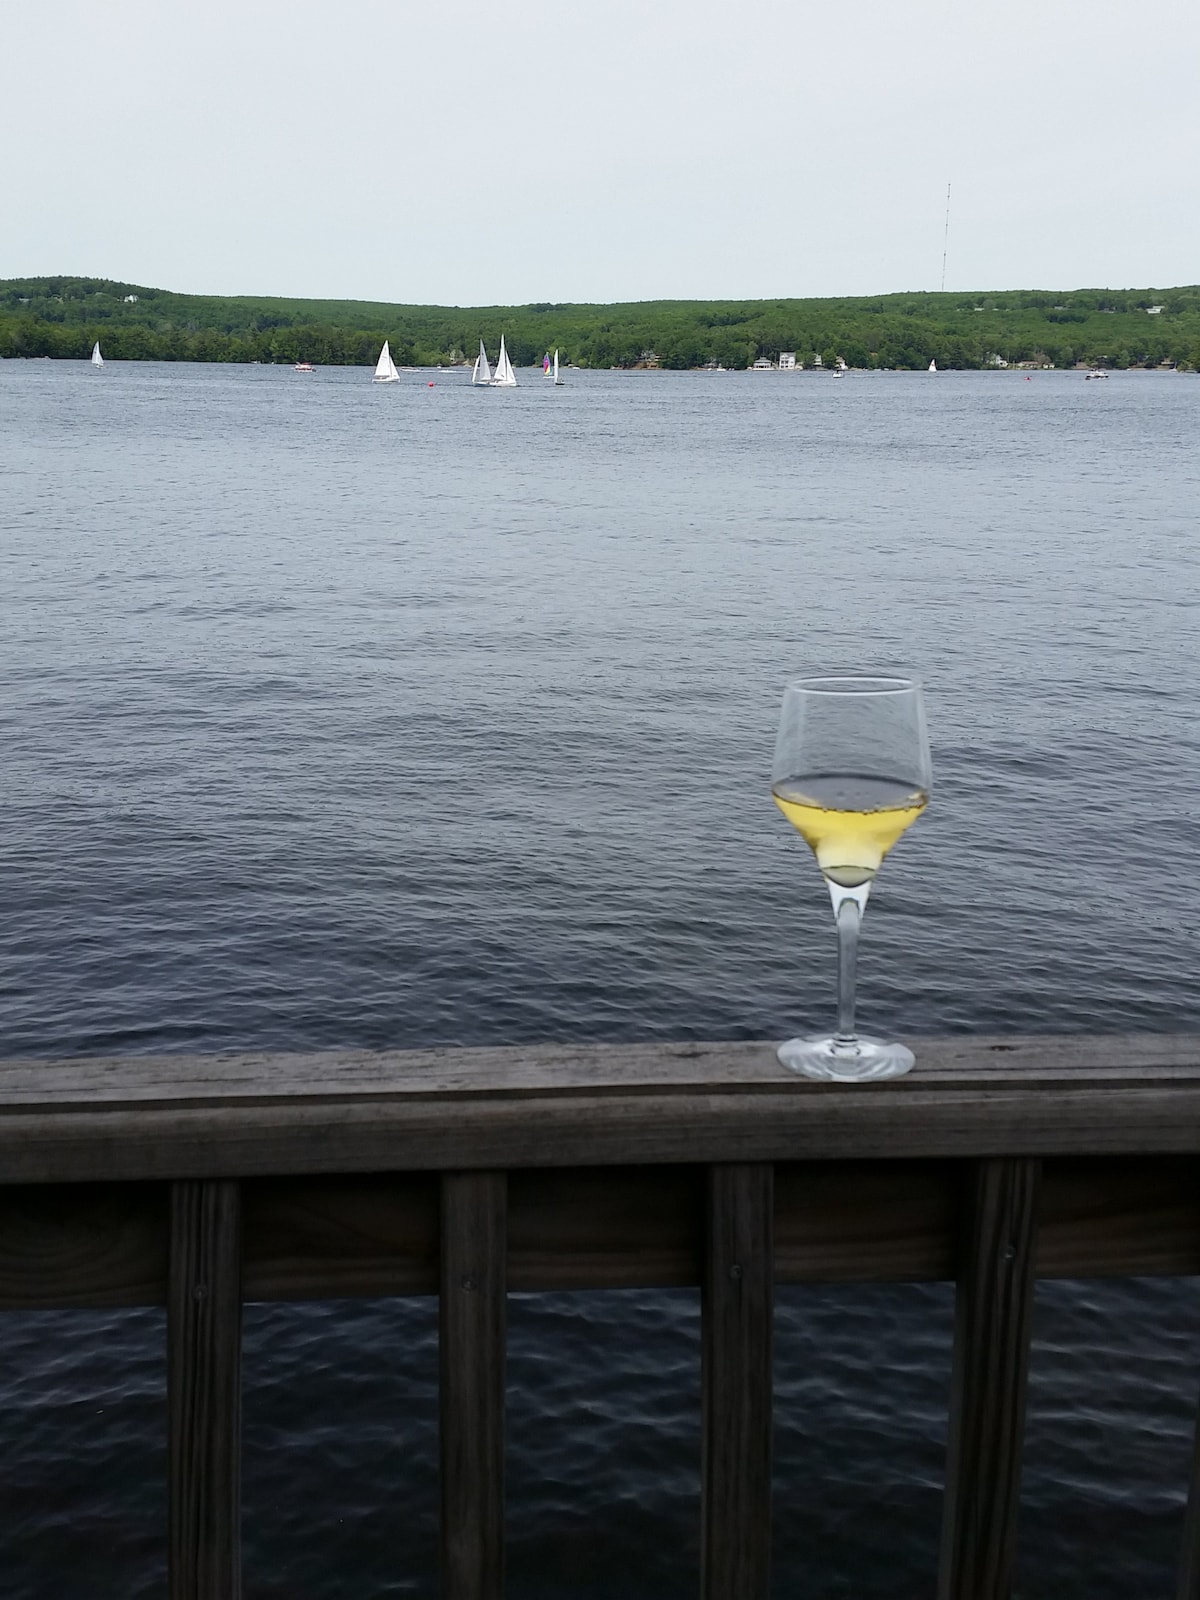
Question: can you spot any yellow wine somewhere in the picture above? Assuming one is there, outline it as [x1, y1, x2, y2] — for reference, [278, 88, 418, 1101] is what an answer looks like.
[771, 773, 928, 888]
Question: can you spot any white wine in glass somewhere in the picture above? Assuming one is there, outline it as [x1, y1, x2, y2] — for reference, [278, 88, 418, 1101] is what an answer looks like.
[772, 676, 931, 1081]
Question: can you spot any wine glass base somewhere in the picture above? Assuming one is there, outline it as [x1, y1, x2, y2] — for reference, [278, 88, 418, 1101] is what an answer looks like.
[777, 1034, 915, 1082]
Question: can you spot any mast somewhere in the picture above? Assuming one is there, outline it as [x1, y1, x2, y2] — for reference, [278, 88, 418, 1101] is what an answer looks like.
[374, 341, 399, 381]
[491, 336, 517, 387]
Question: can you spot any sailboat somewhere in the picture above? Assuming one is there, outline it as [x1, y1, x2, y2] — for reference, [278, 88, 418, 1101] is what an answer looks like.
[490, 335, 517, 387]
[928, 358, 937, 373]
[552, 349, 563, 387]
[91, 342, 104, 368]
[543, 351, 552, 377]
[472, 340, 492, 386]
[373, 341, 400, 383]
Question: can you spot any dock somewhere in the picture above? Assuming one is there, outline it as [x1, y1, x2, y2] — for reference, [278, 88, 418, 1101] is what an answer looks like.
[3, 1035, 1200, 1599]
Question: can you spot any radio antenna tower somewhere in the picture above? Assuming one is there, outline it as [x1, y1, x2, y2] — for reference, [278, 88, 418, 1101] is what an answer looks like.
[940, 182, 952, 292]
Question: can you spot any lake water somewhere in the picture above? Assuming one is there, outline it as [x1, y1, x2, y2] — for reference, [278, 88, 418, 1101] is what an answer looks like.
[1, 360, 1199, 1597]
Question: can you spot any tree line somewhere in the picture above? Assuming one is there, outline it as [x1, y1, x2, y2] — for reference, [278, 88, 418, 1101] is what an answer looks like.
[2, 276, 1199, 370]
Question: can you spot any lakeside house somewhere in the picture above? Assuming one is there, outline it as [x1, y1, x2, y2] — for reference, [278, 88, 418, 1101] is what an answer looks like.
[751, 356, 774, 370]
[779, 352, 797, 370]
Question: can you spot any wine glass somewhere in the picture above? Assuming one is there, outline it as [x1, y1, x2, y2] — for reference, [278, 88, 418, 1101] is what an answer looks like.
[771, 676, 931, 1081]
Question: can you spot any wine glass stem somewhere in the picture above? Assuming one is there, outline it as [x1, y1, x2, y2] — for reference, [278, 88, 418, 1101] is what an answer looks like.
[834, 892, 861, 1049]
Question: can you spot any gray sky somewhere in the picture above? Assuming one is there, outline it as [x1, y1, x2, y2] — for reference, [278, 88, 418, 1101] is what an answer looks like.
[6, 0, 1198, 304]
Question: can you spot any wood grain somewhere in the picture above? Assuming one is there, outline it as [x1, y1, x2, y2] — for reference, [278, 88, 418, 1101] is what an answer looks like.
[3, 1037, 1200, 1184]
[702, 1163, 773, 1600]
[775, 1159, 958, 1281]
[440, 1172, 506, 1600]
[938, 1158, 1041, 1600]
[508, 1165, 703, 1289]
[4, 1034, 1200, 1107]
[1040, 1156, 1200, 1278]
[0, 1182, 167, 1307]
[242, 1173, 438, 1300]
[0, 1156, 1198, 1311]
[168, 1179, 242, 1600]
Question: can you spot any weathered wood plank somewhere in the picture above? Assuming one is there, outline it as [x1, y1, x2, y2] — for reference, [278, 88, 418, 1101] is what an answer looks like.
[938, 1158, 1041, 1600]
[775, 1160, 958, 1281]
[241, 1173, 438, 1300]
[0, 1182, 167, 1308]
[1, 1157, 1198, 1311]
[441, 1172, 506, 1600]
[702, 1163, 773, 1600]
[1039, 1156, 1200, 1278]
[508, 1165, 703, 1290]
[4, 1035, 1200, 1107]
[2, 1084, 1200, 1185]
[4, 1038, 1200, 1184]
[169, 1179, 243, 1600]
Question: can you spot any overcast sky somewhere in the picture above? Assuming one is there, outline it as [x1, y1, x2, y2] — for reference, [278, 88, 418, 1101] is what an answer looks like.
[5, 0, 1197, 305]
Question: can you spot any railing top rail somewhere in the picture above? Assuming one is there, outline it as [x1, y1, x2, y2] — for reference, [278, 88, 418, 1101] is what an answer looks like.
[5, 1034, 1200, 1106]
[1, 1035, 1199, 1183]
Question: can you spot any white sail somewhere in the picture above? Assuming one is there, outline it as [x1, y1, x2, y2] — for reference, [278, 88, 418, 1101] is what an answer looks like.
[373, 341, 400, 382]
[928, 358, 937, 373]
[490, 335, 517, 387]
[553, 349, 563, 386]
[91, 342, 104, 367]
[472, 340, 492, 385]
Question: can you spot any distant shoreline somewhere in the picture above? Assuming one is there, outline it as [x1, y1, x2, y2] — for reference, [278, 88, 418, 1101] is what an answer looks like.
[3, 275, 1198, 372]
[3, 356, 1190, 374]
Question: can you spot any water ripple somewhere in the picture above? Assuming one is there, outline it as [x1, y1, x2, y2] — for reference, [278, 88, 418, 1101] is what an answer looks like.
[2, 364, 1199, 1596]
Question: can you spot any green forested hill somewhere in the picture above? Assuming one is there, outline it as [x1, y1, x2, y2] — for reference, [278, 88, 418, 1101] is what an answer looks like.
[3, 276, 1199, 369]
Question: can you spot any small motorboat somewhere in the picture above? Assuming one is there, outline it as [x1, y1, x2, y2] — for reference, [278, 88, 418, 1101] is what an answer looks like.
[294, 361, 315, 373]
[1084, 368, 1108, 380]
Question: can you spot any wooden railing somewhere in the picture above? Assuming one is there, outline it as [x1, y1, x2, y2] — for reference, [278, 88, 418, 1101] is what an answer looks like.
[3, 1036, 1200, 1599]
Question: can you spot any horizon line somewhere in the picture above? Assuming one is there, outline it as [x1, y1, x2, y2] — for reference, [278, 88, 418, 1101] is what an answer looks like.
[3, 273, 1198, 310]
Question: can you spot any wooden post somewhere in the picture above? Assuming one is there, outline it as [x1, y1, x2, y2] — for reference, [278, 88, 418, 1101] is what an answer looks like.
[168, 1179, 243, 1600]
[938, 1157, 1041, 1600]
[440, 1171, 507, 1600]
[702, 1162, 774, 1600]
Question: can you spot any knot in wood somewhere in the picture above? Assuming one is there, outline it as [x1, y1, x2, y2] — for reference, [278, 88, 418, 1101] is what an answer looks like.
[192, 1283, 208, 1301]
[729, 1264, 743, 1281]
[461, 1275, 477, 1292]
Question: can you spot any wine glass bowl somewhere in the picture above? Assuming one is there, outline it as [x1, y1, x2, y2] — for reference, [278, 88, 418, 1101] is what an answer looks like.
[771, 676, 931, 1081]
